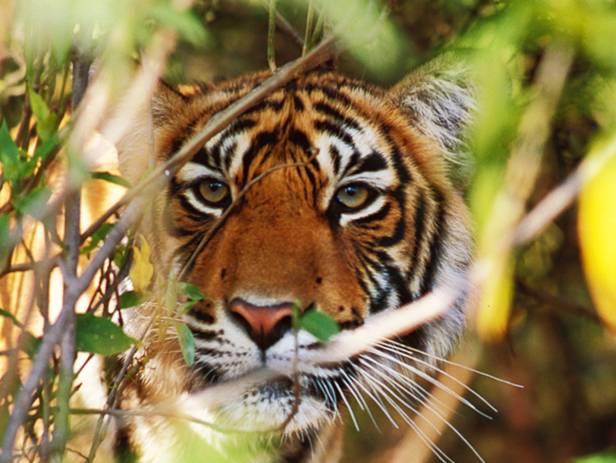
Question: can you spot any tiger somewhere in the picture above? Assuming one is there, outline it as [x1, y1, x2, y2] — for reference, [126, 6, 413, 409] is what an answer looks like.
[110, 58, 475, 463]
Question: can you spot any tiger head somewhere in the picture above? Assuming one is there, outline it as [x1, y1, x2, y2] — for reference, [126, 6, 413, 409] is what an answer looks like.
[117, 63, 474, 439]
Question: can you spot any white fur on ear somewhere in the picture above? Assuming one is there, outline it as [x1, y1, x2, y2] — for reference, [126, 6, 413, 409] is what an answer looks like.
[388, 56, 476, 178]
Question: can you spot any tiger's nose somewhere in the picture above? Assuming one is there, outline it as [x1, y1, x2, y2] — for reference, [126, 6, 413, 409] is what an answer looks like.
[228, 298, 294, 351]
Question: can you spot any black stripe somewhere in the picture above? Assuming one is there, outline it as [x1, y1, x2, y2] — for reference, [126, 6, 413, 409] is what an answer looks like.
[303, 83, 353, 107]
[177, 194, 215, 219]
[240, 130, 278, 183]
[341, 150, 361, 177]
[385, 263, 414, 305]
[329, 145, 342, 175]
[293, 95, 305, 112]
[288, 128, 311, 152]
[408, 191, 426, 277]
[208, 118, 256, 160]
[353, 151, 388, 173]
[191, 328, 219, 342]
[243, 98, 285, 116]
[313, 101, 361, 131]
[419, 189, 445, 295]
[351, 202, 391, 226]
[377, 187, 406, 247]
[222, 141, 237, 172]
[314, 120, 354, 146]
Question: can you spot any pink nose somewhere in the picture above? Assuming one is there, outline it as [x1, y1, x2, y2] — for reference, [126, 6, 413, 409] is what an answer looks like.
[228, 298, 294, 350]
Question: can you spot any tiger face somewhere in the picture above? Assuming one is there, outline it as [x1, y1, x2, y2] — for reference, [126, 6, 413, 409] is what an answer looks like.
[118, 65, 473, 446]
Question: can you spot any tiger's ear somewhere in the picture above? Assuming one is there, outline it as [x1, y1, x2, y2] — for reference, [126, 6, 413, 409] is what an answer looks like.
[113, 82, 188, 185]
[387, 56, 476, 187]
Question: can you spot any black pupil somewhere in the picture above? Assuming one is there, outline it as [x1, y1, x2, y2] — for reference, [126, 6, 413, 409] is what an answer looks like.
[345, 185, 359, 196]
[209, 182, 223, 192]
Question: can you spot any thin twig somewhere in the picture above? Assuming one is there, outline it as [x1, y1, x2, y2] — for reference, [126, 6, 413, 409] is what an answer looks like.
[80, 35, 336, 244]
[0, 200, 141, 462]
[267, 0, 277, 71]
[51, 49, 92, 457]
[303, 0, 315, 56]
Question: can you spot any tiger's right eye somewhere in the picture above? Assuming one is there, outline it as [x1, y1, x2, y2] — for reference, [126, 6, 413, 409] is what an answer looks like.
[198, 178, 230, 207]
[335, 183, 372, 210]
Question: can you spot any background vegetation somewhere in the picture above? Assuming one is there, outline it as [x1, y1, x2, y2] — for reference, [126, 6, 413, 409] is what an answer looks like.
[1, 0, 616, 462]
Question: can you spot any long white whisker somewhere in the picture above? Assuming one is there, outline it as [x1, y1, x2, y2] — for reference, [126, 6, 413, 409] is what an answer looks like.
[338, 371, 365, 411]
[359, 357, 441, 435]
[339, 371, 381, 432]
[383, 339, 524, 388]
[376, 343, 497, 415]
[359, 366, 454, 463]
[361, 354, 486, 463]
[346, 370, 400, 429]
[333, 380, 360, 431]
[369, 346, 494, 418]
[316, 378, 341, 421]
[366, 349, 458, 417]
[361, 353, 449, 416]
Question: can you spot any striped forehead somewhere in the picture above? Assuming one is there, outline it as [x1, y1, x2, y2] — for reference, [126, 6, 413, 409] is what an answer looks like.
[177, 85, 397, 189]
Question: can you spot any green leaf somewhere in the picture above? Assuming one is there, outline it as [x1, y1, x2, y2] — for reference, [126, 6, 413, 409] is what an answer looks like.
[179, 282, 205, 302]
[28, 85, 58, 141]
[33, 133, 60, 162]
[81, 223, 114, 254]
[575, 452, 616, 463]
[0, 308, 24, 329]
[150, 6, 207, 46]
[174, 322, 195, 366]
[13, 186, 51, 219]
[76, 313, 137, 355]
[21, 332, 41, 359]
[0, 215, 10, 265]
[299, 309, 340, 342]
[119, 291, 144, 309]
[91, 171, 131, 188]
[0, 122, 26, 184]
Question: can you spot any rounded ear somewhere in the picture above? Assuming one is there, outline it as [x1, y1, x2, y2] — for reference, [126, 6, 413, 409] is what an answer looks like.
[388, 56, 476, 188]
[114, 81, 187, 186]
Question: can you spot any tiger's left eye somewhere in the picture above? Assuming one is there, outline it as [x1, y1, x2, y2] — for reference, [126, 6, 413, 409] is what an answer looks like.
[198, 179, 230, 206]
[335, 184, 371, 210]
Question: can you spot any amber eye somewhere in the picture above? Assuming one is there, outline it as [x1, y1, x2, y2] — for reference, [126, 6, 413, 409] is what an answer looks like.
[335, 183, 371, 210]
[198, 178, 230, 206]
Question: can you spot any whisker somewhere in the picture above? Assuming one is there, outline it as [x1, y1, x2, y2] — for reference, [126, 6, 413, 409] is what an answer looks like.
[333, 381, 360, 432]
[345, 372, 400, 429]
[339, 370, 381, 432]
[360, 354, 449, 417]
[361, 354, 487, 463]
[315, 378, 341, 421]
[358, 358, 441, 435]
[358, 366, 454, 463]
[383, 339, 524, 388]
[370, 346, 494, 418]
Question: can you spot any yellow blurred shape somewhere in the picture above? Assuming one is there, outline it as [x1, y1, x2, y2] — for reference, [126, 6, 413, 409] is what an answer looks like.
[579, 146, 616, 332]
[476, 255, 515, 341]
[130, 235, 153, 293]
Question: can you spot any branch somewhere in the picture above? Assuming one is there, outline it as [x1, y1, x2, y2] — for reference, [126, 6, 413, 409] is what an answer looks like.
[51, 48, 92, 457]
[80, 35, 336, 243]
[0, 200, 139, 461]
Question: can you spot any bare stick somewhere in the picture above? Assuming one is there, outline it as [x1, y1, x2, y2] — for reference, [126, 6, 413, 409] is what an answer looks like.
[512, 131, 616, 246]
[267, 0, 277, 71]
[51, 49, 92, 458]
[0, 201, 140, 462]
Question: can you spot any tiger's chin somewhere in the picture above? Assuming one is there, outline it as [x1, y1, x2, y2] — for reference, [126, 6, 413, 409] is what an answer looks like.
[172, 371, 333, 442]
[214, 378, 332, 436]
